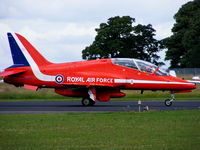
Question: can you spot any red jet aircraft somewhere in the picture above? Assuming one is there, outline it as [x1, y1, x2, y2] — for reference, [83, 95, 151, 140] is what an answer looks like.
[0, 33, 196, 106]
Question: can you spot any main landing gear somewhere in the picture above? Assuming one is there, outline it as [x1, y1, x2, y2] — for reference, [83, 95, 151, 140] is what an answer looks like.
[82, 97, 95, 106]
[164, 91, 175, 107]
[82, 87, 96, 106]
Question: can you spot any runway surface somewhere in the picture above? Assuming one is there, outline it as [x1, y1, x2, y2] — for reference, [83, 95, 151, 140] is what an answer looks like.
[0, 100, 200, 113]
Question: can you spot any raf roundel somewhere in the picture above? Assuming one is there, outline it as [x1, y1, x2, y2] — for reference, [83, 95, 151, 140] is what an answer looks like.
[55, 75, 64, 83]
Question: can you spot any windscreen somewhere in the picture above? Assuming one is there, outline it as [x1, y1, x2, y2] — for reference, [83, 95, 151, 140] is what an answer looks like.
[112, 58, 138, 70]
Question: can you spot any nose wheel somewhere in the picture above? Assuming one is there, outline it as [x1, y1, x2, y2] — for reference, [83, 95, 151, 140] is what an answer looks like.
[164, 99, 173, 107]
[164, 91, 175, 107]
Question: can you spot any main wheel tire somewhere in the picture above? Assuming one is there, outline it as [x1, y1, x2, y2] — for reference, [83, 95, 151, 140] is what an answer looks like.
[82, 98, 95, 106]
[164, 99, 172, 107]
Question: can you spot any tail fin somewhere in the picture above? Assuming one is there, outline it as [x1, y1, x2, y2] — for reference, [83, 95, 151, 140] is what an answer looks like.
[7, 33, 51, 68]
[7, 33, 30, 68]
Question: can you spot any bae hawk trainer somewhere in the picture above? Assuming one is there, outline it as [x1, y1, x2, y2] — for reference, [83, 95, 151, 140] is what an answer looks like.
[0, 33, 196, 106]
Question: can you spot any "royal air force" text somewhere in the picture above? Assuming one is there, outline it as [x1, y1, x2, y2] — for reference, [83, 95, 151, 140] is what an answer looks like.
[66, 77, 113, 83]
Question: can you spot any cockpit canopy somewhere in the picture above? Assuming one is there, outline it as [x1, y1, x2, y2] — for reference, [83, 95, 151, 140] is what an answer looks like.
[112, 58, 168, 76]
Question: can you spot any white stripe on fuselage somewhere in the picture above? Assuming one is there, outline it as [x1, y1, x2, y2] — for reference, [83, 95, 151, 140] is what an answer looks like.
[13, 33, 55, 82]
[114, 79, 192, 85]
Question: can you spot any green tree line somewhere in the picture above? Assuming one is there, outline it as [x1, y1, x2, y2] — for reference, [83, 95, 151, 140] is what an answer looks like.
[82, 0, 200, 68]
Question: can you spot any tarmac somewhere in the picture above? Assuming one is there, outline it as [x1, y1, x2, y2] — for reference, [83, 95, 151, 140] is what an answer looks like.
[0, 100, 200, 114]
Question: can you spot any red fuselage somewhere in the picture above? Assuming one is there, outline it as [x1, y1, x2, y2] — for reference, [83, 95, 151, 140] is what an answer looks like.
[4, 59, 196, 91]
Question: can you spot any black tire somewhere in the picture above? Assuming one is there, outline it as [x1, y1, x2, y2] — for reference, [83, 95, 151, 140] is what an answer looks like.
[164, 99, 172, 107]
[82, 98, 95, 106]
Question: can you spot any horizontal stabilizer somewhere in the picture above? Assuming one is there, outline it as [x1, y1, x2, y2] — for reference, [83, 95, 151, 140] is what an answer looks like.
[0, 69, 27, 77]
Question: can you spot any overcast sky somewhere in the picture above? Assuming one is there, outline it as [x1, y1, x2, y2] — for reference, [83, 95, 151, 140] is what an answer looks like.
[0, 0, 191, 70]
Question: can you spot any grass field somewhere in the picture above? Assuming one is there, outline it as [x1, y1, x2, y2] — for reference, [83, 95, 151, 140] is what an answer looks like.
[0, 110, 200, 150]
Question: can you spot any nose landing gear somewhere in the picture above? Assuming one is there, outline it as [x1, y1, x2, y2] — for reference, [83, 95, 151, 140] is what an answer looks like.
[164, 91, 175, 107]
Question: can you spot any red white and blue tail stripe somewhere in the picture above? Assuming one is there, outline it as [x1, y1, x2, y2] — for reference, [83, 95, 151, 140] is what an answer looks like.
[1, 33, 55, 81]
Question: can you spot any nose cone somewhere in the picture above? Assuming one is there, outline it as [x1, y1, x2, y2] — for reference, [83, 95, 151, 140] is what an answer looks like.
[164, 76, 197, 91]
[176, 79, 196, 90]
[186, 82, 196, 90]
